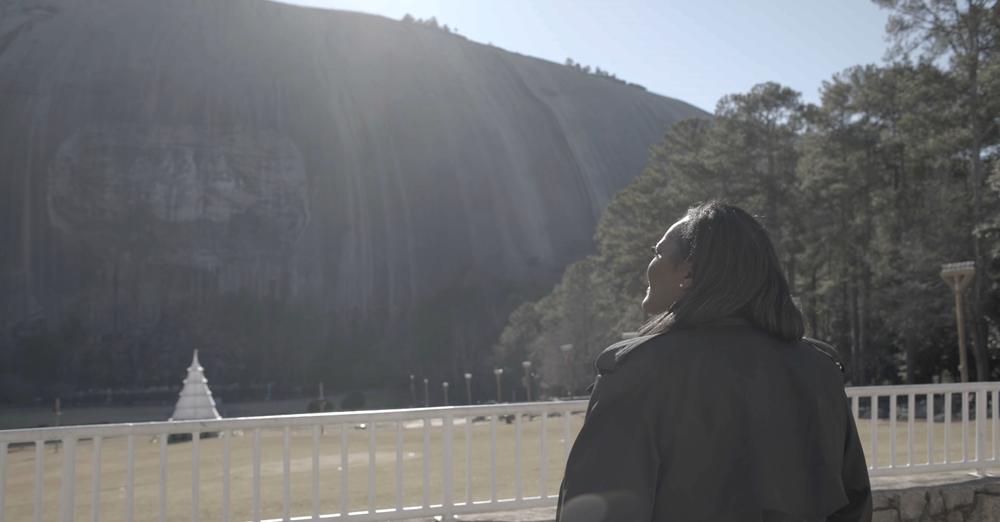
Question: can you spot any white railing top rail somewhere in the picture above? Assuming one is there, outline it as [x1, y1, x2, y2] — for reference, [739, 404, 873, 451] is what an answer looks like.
[846, 381, 999, 396]
[5, 381, 1000, 442]
[4, 382, 999, 443]
[0, 399, 590, 443]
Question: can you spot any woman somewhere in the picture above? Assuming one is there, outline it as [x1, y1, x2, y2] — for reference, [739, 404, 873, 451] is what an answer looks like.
[556, 202, 872, 522]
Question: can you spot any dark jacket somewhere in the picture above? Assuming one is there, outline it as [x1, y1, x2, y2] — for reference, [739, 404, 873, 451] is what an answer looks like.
[556, 319, 872, 522]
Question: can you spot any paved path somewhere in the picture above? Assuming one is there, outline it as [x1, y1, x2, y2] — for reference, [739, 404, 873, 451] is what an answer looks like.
[397, 469, 1000, 521]
[396, 507, 556, 522]
[870, 468, 1000, 489]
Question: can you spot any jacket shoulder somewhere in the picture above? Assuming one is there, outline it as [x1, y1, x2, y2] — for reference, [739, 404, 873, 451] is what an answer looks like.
[802, 336, 846, 375]
[585, 333, 669, 394]
[594, 333, 667, 375]
[593, 332, 847, 379]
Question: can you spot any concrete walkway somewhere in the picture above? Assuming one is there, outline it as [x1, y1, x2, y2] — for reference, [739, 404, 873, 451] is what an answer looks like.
[396, 507, 556, 522]
[397, 469, 1000, 522]
[869, 468, 1000, 490]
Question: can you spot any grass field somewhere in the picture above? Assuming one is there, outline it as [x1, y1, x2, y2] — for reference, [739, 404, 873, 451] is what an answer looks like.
[3, 414, 997, 522]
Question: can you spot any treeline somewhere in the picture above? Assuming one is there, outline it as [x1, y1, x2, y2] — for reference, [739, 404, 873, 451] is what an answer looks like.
[401, 14, 464, 38]
[564, 57, 646, 91]
[495, 0, 1000, 392]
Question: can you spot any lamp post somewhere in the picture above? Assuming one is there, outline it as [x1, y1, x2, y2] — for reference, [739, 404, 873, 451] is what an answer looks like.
[493, 368, 504, 402]
[442, 382, 449, 406]
[522, 361, 533, 402]
[54, 398, 61, 453]
[464, 373, 473, 404]
[941, 261, 976, 383]
[316, 382, 327, 412]
[560, 344, 573, 396]
[423, 378, 429, 407]
[409, 375, 416, 407]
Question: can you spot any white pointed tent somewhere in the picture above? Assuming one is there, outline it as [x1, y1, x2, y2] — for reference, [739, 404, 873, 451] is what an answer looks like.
[169, 350, 221, 421]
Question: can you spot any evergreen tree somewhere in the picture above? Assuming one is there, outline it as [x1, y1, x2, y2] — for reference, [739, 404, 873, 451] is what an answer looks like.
[875, 0, 1000, 380]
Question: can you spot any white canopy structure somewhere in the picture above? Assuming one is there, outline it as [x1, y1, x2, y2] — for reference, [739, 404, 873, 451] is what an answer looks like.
[169, 350, 221, 421]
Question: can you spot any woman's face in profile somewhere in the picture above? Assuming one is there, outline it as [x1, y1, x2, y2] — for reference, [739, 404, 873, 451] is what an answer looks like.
[642, 218, 693, 315]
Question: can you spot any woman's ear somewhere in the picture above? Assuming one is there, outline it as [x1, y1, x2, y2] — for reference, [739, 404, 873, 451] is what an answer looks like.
[679, 260, 694, 288]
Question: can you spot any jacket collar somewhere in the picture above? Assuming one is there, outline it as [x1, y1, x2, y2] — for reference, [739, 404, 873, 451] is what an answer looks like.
[702, 315, 753, 328]
[595, 316, 753, 375]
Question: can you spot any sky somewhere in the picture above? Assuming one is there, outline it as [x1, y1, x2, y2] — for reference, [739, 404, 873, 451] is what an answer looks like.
[280, 0, 894, 113]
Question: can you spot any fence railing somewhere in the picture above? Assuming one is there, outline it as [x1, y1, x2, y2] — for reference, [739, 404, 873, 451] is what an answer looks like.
[2, 382, 1000, 521]
[845, 382, 1000, 476]
[0, 400, 587, 522]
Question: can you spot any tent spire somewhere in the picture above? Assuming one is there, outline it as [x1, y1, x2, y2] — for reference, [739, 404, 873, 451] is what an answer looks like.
[169, 349, 221, 421]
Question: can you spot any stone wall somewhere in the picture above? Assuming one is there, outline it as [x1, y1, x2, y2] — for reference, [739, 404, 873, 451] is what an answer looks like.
[873, 477, 1000, 522]
[450, 477, 1000, 522]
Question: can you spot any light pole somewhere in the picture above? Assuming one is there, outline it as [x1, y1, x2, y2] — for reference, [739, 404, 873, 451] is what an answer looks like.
[464, 372, 473, 404]
[423, 378, 429, 407]
[941, 261, 975, 383]
[442, 382, 449, 406]
[54, 398, 61, 453]
[493, 368, 504, 402]
[522, 361, 532, 402]
[559, 344, 573, 396]
[409, 375, 416, 407]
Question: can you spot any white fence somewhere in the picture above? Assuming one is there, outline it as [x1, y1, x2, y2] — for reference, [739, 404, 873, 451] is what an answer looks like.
[1, 382, 1000, 521]
[0, 401, 587, 522]
[845, 382, 1000, 475]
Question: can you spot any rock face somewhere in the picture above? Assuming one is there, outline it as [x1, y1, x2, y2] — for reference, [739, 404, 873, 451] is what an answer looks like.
[0, 0, 706, 391]
[868, 478, 1000, 522]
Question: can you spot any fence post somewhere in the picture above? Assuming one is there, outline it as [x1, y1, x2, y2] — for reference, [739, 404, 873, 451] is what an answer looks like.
[443, 413, 455, 521]
[977, 388, 988, 475]
[1, 442, 7, 522]
[59, 438, 76, 522]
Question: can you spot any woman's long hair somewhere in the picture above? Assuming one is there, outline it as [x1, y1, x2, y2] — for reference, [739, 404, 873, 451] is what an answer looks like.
[636, 201, 804, 341]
